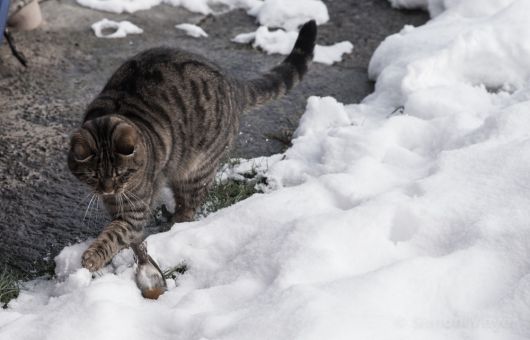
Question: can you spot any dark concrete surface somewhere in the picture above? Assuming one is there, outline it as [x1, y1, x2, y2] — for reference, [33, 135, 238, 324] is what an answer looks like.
[0, 0, 428, 275]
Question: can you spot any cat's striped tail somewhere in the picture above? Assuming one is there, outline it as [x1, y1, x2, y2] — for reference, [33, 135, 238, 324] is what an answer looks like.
[241, 20, 317, 109]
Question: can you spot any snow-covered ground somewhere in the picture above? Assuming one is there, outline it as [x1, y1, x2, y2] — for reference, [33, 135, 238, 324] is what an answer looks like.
[2, 0, 530, 339]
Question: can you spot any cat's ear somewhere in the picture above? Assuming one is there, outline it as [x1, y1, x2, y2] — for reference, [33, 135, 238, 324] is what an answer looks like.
[70, 129, 95, 162]
[113, 123, 138, 157]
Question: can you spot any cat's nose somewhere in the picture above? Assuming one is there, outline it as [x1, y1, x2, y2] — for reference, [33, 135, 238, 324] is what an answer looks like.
[100, 178, 114, 195]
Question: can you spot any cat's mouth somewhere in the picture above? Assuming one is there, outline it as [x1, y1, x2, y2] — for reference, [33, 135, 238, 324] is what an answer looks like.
[96, 183, 127, 196]
[100, 191, 115, 196]
[97, 188, 123, 196]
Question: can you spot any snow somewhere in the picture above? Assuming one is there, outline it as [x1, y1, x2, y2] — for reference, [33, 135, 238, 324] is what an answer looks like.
[3, 0, 530, 339]
[76, 0, 265, 16]
[387, 0, 519, 18]
[233, 26, 353, 65]
[175, 23, 208, 38]
[248, 0, 329, 31]
[77, 0, 212, 15]
[78, 0, 161, 14]
[314, 42, 354, 65]
[231, 31, 256, 44]
[216, 155, 282, 184]
[91, 18, 143, 38]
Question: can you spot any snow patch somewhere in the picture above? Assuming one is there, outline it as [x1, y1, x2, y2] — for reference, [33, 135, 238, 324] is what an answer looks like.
[387, 0, 520, 18]
[91, 18, 143, 38]
[314, 41, 354, 65]
[77, 0, 259, 15]
[78, 0, 210, 14]
[175, 23, 208, 38]
[231, 31, 256, 44]
[234, 26, 353, 65]
[248, 0, 329, 31]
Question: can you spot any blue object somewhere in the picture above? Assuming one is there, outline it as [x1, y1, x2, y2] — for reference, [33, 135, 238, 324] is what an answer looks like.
[0, 0, 10, 45]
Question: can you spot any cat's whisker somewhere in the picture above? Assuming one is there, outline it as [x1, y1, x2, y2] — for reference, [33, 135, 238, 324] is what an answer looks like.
[77, 192, 94, 207]
[123, 191, 149, 220]
[88, 195, 99, 230]
[124, 190, 138, 207]
[126, 191, 155, 221]
[126, 190, 147, 207]
[87, 195, 101, 231]
[129, 191, 151, 211]
[117, 194, 121, 219]
[71, 171, 95, 175]
[83, 194, 96, 222]
[122, 193, 134, 219]
[122, 192, 135, 211]
[120, 193, 125, 219]
[95, 195, 102, 228]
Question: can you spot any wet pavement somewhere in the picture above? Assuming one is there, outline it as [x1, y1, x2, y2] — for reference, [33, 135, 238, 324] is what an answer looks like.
[0, 0, 428, 274]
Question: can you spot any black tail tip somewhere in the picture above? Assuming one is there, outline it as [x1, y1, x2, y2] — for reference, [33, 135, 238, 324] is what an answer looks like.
[294, 20, 317, 56]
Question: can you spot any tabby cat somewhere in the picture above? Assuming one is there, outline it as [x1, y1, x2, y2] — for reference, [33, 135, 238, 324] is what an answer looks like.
[68, 20, 317, 272]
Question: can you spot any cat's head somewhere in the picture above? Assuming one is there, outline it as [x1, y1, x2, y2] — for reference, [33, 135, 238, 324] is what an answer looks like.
[68, 116, 146, 196]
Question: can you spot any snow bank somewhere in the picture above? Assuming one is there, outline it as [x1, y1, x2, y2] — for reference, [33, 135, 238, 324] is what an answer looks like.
[233, 26, 353, 65]
[79, 0, 162, 14]
[91, 19, 143, 38]
[78, 0, 216, 15]
[387, 0, 520, 18]
[175, 23, 208, 38]
[75, 0, 324, 21]
[3, 0, 530, 339]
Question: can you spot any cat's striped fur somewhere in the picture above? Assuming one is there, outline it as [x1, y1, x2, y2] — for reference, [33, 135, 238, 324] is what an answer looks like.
[68, 20, 317, 271]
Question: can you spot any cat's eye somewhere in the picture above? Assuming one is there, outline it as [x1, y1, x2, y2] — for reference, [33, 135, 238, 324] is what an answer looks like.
[75, 154, 94, 162]
[115, 144, 135, 156]
[113, 123, 137, 157]
[72, 143, 94, 162]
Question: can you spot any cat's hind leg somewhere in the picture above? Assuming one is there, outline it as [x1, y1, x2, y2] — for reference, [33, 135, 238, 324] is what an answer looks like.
[170, 173, 215, 224]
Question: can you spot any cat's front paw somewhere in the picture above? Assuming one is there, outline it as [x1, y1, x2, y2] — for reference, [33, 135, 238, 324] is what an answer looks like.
[82, 247, 106, 272]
